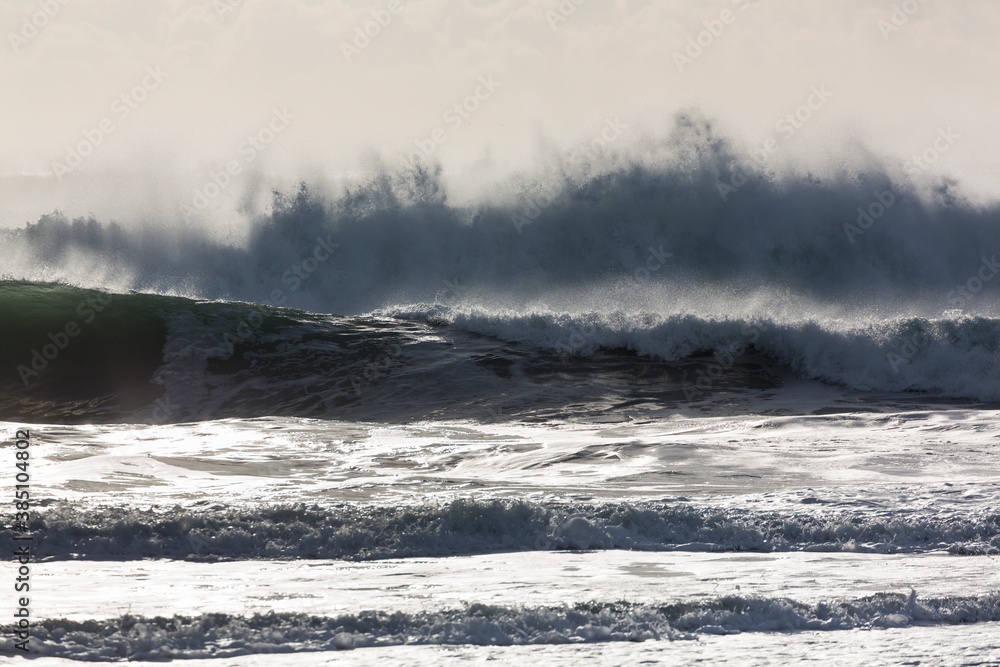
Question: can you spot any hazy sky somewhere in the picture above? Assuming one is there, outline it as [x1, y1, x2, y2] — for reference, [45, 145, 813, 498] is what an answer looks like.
[2, 0, 999, 227]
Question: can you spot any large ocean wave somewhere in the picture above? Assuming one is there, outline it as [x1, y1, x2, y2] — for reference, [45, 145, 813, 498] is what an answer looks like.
[2, 281, 999, 422]
[3, 118, 1000, 418]
[7, 498, 999, 562]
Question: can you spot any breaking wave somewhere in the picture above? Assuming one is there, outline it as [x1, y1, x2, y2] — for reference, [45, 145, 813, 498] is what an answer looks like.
[4, 591, 999, 660]
[3, 115, 1000, 419]
[6, 499, 1000, 561]
[2, 281, 1000, 423]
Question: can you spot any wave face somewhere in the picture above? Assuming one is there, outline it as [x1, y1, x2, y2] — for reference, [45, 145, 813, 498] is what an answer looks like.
[4, 280, 1000, 422]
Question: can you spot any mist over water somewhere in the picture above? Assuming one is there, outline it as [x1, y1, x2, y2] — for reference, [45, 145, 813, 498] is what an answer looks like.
[4, 0, 1000, 223]
[2, 111, 999, 317]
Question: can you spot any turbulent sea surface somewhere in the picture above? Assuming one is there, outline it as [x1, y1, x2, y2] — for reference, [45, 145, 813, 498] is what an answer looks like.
[2, 143, 1000, 663]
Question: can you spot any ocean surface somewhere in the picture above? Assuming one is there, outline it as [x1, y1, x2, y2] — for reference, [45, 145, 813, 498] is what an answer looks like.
[2, 151, 1000, 663]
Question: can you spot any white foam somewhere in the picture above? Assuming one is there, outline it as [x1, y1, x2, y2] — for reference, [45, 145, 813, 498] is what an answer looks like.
[9, 551, 1000, 659]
